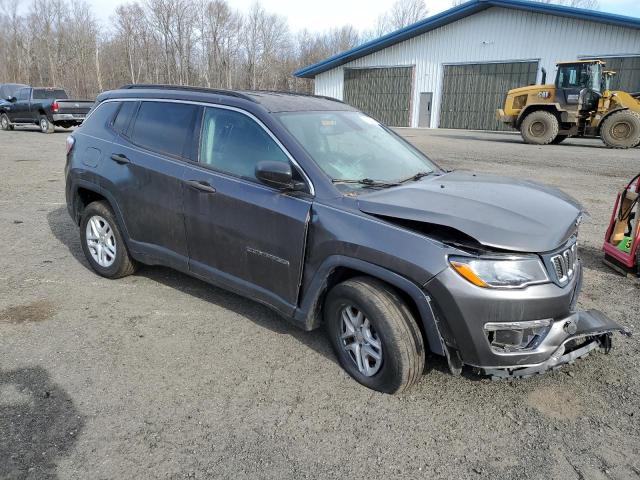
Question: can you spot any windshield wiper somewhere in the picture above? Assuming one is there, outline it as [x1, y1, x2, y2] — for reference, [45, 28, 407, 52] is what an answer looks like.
[397, 171, 435, 184]
[332, 178, 400, 188]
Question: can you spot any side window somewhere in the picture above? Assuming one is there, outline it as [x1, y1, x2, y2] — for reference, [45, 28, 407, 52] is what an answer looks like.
[80, 101, 119, 136]
[199, 107, 289, 181]
[16, 88, 29, 101]
[112, 101, 136, 135]
[130, 101, 198, 158]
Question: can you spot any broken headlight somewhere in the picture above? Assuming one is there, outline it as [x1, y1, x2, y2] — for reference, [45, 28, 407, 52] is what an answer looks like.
[449, 255, 549, 288]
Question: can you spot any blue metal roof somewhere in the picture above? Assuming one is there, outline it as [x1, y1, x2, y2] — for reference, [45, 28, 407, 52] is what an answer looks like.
[294, 0, 640, 78]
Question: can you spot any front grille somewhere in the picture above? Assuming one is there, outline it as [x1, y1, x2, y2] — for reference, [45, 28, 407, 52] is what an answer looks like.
[549, 242, 578, 285]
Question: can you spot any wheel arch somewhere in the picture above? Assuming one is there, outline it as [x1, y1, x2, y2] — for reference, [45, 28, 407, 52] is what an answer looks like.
[71, 180, 131, 243]
[294, 255, 446, 356]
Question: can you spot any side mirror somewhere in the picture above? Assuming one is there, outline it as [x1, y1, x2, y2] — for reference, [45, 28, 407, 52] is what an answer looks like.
[7, 96, 16, 103]
[255, 161, 305, 191]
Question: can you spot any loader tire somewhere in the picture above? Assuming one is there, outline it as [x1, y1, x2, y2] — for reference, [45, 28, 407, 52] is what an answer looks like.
[601, 110, 640, 149]
[520, 110, 559, 145]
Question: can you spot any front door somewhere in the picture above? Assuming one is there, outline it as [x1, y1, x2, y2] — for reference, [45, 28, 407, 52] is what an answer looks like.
[8, 87, 30, 122]
[418, 92, 432, 128]
[105, 100, 199, 270]
[182, 106, 311, 312]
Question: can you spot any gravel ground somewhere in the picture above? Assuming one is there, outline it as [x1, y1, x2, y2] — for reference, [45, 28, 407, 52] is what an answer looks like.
[1, 126, 639, 480]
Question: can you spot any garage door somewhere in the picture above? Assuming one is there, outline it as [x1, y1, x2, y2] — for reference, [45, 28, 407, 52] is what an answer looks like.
[343, 67, 413, 127]
[586, 56, 640, 93]
[439, 61, 539, 131]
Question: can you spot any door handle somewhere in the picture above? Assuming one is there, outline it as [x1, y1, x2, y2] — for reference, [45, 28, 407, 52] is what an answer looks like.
[185, 180, 216, 193]
[110, 153, 130, 164]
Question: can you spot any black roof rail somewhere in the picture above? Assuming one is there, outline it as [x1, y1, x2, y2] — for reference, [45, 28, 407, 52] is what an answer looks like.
[241, 89, 346, 104]
[118, 84, 257, 102]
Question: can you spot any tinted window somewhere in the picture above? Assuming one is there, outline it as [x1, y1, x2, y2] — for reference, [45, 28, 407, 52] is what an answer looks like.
[32, 89, 68, 100]
[80, 101, 119, 136]
[16, 88, 30, 101]
[130, 101, 198, 158]
[199, 107, 289, 180]
[112, 101, 136, 135]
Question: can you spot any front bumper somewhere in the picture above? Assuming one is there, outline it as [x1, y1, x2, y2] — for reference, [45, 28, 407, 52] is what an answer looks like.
[424, 264, 627, 373]
[496, 108, 515, 124]
[480, 309, 626, 378]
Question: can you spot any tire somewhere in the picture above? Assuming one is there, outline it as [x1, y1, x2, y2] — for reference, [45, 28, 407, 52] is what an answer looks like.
[551, 134, 568, 144]
[80, 201, 137, 279]
[600, 110, 640, 149]
[324, 277, 425, 394]
[520, 110, 559, 145]
[39, 115, 55, 134]
[0, 113, 11, 131]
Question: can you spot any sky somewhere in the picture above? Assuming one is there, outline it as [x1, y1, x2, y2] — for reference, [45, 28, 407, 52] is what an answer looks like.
[85, 0, 640, 32]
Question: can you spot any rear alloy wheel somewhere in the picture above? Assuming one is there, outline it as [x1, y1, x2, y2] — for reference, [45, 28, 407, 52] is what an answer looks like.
[325, 277, 425, 394]
[80, 201, 137, 279]
[0, 113, 11, 131]
[520, 110, 559, 145]
[601, 110, 640, 149]
[39, 115, 55, 134]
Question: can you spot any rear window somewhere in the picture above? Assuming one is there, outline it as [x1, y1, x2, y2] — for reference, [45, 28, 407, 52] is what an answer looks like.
[130, 101, 199, 158]
[112, 101, 137, 135]
[32, 89, 68, 100]
[79, 101, 118, 136]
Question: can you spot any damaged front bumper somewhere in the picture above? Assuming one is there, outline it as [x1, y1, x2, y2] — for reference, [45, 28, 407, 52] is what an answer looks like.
[479, 310, 629, 379]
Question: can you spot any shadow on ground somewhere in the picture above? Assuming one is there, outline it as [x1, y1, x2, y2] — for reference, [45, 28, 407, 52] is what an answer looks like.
[0, 366, 84, 480]
[47, 206, 336, 364]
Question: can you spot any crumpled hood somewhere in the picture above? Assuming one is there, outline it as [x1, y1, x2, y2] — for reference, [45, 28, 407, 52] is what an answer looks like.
[357, 171, 583, 253]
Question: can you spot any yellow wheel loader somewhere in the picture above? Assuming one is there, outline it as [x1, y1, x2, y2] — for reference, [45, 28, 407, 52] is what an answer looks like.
[497, 60, 640, 148]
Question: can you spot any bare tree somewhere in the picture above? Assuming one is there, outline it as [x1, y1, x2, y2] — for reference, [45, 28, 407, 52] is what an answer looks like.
[373, 0, 429, 36]
[0, 0, 362, 97]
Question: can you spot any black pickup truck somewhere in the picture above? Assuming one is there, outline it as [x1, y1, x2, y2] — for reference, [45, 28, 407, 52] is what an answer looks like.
[0, 86, 93, 133]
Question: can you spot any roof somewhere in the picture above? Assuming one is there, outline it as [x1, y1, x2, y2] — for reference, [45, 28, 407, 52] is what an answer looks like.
[294, 0, 640, 79]
[106, 84, 353, 112]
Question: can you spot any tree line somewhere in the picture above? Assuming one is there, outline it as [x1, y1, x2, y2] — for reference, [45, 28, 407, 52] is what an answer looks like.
[0, 0, 597, 99]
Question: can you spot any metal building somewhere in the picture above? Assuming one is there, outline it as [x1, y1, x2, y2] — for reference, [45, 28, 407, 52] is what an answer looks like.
[294, 0, 640, 130]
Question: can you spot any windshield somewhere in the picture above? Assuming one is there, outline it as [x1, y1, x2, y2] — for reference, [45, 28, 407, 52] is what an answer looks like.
[32, 89, 68, 100]
[277, 111, 439, 188]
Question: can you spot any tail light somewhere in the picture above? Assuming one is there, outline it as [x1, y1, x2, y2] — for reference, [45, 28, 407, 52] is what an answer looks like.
[52, 101, 59, 113]
[66, 135, 75, 155]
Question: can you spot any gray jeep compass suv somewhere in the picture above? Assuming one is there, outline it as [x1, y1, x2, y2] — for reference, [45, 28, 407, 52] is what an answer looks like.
[65, 85, 624, 393]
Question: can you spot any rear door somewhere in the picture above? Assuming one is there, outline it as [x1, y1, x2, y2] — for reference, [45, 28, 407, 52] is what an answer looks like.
[182, 106, 312, 311]
[104, 100, 199, 270]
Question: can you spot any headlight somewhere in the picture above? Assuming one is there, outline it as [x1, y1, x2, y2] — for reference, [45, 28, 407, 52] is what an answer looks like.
[449, 255, 549, 288]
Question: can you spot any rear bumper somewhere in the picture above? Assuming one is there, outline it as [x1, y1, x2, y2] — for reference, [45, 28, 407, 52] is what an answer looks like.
[53, 113, 86, 123]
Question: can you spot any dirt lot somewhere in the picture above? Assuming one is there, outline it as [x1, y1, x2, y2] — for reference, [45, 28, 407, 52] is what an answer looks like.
[1, 126, 639, 480]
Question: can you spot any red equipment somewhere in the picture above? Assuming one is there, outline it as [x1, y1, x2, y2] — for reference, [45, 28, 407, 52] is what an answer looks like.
[603, 173, 640, 277]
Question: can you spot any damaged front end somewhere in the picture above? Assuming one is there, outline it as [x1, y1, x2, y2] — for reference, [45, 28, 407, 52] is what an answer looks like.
[479, 310, 629, 380]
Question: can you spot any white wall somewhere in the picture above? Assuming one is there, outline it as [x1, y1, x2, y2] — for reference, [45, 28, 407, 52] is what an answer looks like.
[313, 7, 640, 128]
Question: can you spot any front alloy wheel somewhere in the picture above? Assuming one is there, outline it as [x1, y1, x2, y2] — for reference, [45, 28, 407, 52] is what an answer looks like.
[0, 114, 10, 131]
[325, 277, 425, 394]
[340, 305, 383, 377]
